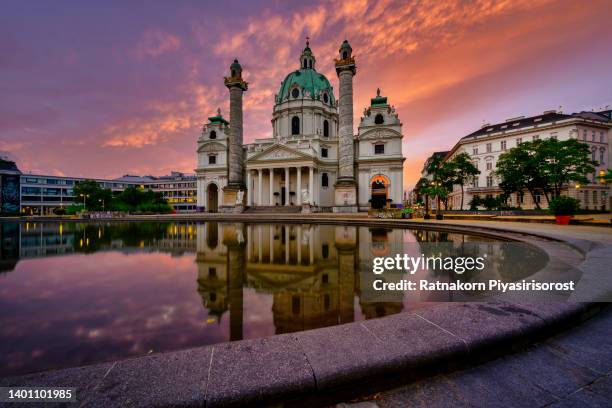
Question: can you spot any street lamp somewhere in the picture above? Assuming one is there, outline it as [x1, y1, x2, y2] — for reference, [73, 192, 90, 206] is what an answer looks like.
[79, 193, 89, 210]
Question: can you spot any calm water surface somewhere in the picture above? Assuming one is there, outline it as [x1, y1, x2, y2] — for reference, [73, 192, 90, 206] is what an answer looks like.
[0, 221, 546, 376]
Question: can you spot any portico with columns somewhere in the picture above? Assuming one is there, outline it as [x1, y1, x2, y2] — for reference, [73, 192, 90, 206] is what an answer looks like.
[245, 146, 321, 207]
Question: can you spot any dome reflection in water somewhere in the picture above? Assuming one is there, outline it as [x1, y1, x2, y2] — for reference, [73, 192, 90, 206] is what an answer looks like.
[0, 222, 546, 376]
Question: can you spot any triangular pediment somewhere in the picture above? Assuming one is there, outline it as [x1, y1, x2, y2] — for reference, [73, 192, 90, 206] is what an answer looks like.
[247, 143, 313, 163]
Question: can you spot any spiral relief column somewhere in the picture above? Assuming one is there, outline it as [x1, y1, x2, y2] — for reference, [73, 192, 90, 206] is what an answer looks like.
[223, 58, 248, 212]
[334, 40, 358, 212]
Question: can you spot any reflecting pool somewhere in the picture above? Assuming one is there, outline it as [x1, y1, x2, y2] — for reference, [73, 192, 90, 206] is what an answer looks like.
[0, 221, 547, 376]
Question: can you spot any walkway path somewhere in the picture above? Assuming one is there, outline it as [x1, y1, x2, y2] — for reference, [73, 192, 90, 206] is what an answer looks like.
[340, 306, 612, 408]
[407, 219, 612, 244]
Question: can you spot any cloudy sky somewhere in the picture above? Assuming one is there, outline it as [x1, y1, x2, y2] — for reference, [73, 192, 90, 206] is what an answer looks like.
[1, 0, 611, 189]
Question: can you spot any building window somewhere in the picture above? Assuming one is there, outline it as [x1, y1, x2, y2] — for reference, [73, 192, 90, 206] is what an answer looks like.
[516, 137, 522, 145]
[600, 148, 605, 165]
[486, 143, 492, 153]
[486, 162, 492, 171]
[323, 120, 329, 137]
[535, 194, 541, 204]
[342, 51, 348, 59]
[291, 88, 300, 98]
[518, 192, 524, 204]
[473, 147, 478, 155]
[210, 130, 216, 139]
[322, 243, 329, 258]
[600, 131, 604, 143]
[501, 141, 507, 150]
[321, 172, 329, 187]
[374, 114, 384, 125]
[374, 144, 385, 154]
[321, 148, 328, 158]
[592, 147, 597, 162]
[323, 93, 329, 104]
[208, 155, 216, 164]
[291, 116, 300, 135]
[486, 176, 493, 187]
[583, 130, 587, 141]
[472, 179, 479, 188]
[532, 135, 539, 141]
[593, 190, 598, 203]
[592, 131, 596, 142]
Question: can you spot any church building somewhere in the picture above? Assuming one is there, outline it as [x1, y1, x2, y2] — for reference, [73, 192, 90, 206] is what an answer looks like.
[196, 40, 405, 212]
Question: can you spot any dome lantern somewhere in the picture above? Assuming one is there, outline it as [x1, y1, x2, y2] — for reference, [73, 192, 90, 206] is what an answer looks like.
[299, 37, 316, 70]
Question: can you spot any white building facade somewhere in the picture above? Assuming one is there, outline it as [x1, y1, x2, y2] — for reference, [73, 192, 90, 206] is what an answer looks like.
[444, 110, 611, 211]
[196, 41, 405, 212]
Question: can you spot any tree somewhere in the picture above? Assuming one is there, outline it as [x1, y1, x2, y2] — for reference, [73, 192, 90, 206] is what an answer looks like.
[414, 178, 431, 217]
[495, 141, 547, 209]
[496, 139, 596, 209]
[423, 182, 448, 218]
[426, 155, 454, 215]
[449, 152, 480, 210]
[538, 138, 596, 198]
[604, 169, 612, 185]
[73, 180, 112, 211]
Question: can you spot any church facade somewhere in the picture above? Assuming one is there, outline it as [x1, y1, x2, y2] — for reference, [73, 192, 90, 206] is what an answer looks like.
[196, 40, 405, 212]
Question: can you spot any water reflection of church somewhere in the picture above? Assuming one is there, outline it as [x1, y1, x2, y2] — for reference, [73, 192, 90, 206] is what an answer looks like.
[195, 223, 405, 338]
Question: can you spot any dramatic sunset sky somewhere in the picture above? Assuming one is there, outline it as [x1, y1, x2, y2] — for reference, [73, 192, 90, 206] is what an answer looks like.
[1, 0, 611, 189]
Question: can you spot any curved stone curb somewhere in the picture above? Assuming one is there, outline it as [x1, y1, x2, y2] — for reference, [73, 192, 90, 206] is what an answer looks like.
[1, 220, 608, 408]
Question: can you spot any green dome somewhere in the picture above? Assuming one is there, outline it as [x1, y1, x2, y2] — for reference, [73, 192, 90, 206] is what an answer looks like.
[277, 69, 335, 106]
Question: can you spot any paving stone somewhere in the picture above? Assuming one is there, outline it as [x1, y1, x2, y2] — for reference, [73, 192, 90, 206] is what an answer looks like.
[412, 302, 544, 351]
[82, 346, 211, 407]
[550, 376, 612, 408]
[0, 362, 114, 406]
[440, 361, 558, 408]
[546, 311, 612, 374]
[487, 344, 600, 398]
[205, 334, 314, 407]
[295, 322, 392, 390]
[362, 312, 468, 365]
[500, 302, 588, 324]
[379, 375, 472, 408]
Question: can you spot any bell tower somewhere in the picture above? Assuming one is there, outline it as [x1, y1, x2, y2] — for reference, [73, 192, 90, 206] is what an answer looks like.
[223, 58, 248, 212]
[334, 40, 358, 212]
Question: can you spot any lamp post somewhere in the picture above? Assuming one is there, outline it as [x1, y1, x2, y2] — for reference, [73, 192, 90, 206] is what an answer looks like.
[79, 194, 89, 211]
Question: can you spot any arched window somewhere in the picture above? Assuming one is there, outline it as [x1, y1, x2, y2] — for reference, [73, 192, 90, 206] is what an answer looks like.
[291, 116, 300, 135]
[342, 51, 348, 59]
[321, 172, 329, 187]
[323, 120, 329, 137]
[374, 114, 384, 125]
[303, 60, 307, 69]
[291, 88, 300, 98]
[323, 93, 329, 104]
[231, 70, 236, 77]
[209, 130, 216, 139]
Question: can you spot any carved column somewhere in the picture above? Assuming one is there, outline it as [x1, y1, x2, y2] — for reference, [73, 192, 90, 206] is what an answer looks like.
[284, 167, 290, 206]
[223, 59, 248, 211]
[309, 166, 314, 205]
[269, 169, 274, 205]
[246, 170, 253, 206]
[257, 169, 263, 206]
[296, 167, 302, 205]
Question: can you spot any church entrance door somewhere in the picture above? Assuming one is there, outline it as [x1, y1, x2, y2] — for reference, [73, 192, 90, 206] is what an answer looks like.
[370, 175, 389, 209]
[207, 184, 218, 212]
